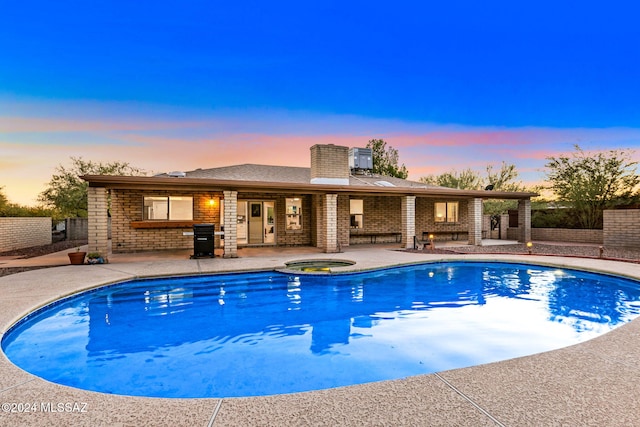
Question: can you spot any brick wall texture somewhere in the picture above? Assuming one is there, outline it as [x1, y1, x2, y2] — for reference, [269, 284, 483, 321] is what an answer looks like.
[530, 228, 603, 244]
[108, 188, 483, 252]
[310, 144, 349, 180]
[603, 209, 640, 248]
[0, 217, 51, 251]
[415, 198, 470, 241]
[111, 189, 222, 253]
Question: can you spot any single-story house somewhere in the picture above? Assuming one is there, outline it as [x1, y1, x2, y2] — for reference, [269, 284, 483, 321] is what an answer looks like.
[83, 144, 536, 257]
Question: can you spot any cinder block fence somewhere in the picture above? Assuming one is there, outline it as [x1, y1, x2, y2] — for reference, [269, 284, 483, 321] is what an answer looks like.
[0, 217, 52, 252]
[604, 209, 640, 249]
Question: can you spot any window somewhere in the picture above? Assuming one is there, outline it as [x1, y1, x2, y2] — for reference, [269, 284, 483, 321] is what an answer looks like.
[350, 199, 363, 229]
[143, 196, 193, 220]
[286, 198, 302, 230]
[435, 202, 458, 223]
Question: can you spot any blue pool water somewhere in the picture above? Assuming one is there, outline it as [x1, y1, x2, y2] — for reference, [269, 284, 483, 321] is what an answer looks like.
[3, 262, 640, 398]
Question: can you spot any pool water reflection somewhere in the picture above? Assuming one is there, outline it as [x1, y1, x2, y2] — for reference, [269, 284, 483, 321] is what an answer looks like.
[3, 262, 640, 398]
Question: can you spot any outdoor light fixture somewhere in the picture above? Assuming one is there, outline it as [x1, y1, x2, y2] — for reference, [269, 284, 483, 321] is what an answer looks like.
[208, 198, 216, 207]
[599, 246, 604, 258]
[428, 234, 435, 250]
[526, 241, 533, 255]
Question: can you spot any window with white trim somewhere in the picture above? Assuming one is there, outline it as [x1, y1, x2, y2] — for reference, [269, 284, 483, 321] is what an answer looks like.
[435, 202, 458, 223]
[350, 199, 364, 229]
[286, 198, 302, 230]
[143, 196, 193, 220]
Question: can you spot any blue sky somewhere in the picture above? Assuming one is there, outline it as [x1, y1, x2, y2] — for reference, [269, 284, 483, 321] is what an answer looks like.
[1, 1, 640, 205]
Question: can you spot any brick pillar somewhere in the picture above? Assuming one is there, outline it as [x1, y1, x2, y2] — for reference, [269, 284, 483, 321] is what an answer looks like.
[223, 190, 238, 258]
[518, 198, 531, 243]
[323, 193, 339, 253]
[401, 196, 416, 248]
[88, 186, 109, 257]
[468, 198, 483, 246]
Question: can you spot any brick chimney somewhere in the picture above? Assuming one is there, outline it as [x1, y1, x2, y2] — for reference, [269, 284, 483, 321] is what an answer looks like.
[310, 144, 350, 185]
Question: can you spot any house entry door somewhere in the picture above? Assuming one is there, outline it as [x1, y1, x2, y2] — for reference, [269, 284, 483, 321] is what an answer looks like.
[242, 200, 275, 245]
[248, 202, 263, 244]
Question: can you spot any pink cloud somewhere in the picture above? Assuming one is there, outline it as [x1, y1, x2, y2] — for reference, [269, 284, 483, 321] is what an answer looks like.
[3, 101, 640, 206]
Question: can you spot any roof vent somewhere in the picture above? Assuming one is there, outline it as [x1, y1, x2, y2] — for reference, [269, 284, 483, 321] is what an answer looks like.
[167, 171, 187, 178]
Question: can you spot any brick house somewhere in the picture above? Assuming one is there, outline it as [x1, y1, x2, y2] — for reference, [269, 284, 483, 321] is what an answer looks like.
[83, 144, 535, 257]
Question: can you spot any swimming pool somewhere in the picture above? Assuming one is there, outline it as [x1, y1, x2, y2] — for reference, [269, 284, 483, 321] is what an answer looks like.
[3, 261, 640, 398]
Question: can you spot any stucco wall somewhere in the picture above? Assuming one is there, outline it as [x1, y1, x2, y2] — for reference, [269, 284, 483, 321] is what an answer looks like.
[0, 217, 52, 252]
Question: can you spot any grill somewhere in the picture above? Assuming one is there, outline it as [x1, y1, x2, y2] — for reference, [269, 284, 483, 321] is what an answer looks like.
[192, 224, 215, 258]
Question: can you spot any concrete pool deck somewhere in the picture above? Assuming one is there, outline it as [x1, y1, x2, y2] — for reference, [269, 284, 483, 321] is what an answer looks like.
[1, 245, 640, 426]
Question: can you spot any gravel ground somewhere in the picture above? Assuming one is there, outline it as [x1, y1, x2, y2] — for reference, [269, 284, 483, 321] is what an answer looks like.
[0, 240, 87, 258]
[0, 240, 87, 278]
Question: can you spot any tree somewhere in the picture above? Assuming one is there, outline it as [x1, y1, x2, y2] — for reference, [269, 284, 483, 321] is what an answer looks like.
[0, 186, 55, 218]
[366, 139, 409, 179]
[420, 162, 530, 215]
[420, 168, 482, 189]
[485, 162, 527, 192]
[544, 145, 640, 229]
[0, 187, 8, 211]
[39, 157, 146, 218]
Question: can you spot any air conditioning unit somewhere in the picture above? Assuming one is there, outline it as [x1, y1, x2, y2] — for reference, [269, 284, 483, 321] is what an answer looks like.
[349, 147, 373, 171]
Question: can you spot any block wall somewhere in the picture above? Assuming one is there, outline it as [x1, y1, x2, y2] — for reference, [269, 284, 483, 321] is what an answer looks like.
[310, 144, 349, 180]
[66, 218, 89, 240]
[508, 227, 603, 244]
[110, 189, 221, 253]
[0, 217, 52, 252]
[272, 194, 313, 246]
[415, 198, 469, 240]
[603, 209, 640, 248]
[349, 196, 403, 244]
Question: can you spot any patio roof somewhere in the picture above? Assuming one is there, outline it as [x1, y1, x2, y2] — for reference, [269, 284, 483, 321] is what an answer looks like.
[83, 172, 537, 199]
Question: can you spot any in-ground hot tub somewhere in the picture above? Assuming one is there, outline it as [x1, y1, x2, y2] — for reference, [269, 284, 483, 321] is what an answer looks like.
[283, 259, 355, 272]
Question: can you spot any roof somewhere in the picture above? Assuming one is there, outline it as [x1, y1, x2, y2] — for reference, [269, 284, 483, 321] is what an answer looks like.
[84, 164, 538, 199]
[158, 164, 441, 189]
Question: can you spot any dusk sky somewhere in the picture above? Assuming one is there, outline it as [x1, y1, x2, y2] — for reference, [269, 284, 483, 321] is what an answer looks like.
[2, 1, 640, 206]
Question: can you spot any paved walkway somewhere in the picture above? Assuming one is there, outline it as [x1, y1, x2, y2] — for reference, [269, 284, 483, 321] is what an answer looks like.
[1, 245, 640, 426]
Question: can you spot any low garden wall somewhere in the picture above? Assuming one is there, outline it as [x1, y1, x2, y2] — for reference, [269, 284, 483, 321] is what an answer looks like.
[506, 227, 603, 244]
[603, 209, 640, 249]
[0, 217, 52, 252]
[531, 228, 603, 244]
[66, 218, 89, 240]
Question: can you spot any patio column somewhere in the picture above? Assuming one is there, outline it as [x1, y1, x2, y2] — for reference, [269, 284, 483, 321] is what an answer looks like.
[468, 198, 483, 246]
[518, 198, 531, 243]
[401, 195, 416, 249]
[87, 186, 109, 257]
[322, 193, 339, 253]
[223, 190, 238, 258]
